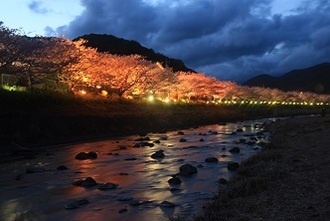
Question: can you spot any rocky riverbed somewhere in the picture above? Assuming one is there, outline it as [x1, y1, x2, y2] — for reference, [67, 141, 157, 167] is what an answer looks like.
[0, 118, 274, 221]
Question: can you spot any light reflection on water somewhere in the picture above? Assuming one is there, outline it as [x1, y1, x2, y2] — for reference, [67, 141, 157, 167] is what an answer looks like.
[0, 118, 275, 221]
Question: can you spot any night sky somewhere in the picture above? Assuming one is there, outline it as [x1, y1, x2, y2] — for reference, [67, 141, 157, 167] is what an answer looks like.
[2, 0, 330, 82]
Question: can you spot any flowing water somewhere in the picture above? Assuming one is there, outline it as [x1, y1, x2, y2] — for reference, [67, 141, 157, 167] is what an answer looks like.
[0, 118, 275, 221]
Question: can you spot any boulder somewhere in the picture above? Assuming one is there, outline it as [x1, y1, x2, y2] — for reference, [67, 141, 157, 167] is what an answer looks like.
[135, 137, 150, 141]
[151, 150, 165, 159]
[57, 165, 68, 170]
[205, 157, 219, 163]
[168, 176, 182, 185]
[177, 131, 185, 135]
[160, 201, 175, 207]
[236, 128, 244, 133]
[179, 163, 197, 175]
[73, 177, 98, 187]
[75, 151, 97, 160]
[179, 138, 187, 142]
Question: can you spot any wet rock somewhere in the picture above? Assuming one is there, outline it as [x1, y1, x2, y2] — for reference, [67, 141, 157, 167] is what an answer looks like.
[178, 131, 185, 135]
[200, 138, 205, 142]
[160, 201, 175, 207]
[236, 128, 244, 133]
[168, 176, 182, 185]
[218, 177, 228, 184]
[176, 158, 185, 162]
[222, 147, 226, 151]
[75, 151, 97, 160]
[57, 165, 68, 170]
[135, 137, 150, 141]
[125, 157, 137, 161]
[220, 154, 228, 158]
[153, 140, 161, 144]
[209, 130, 218, 135]
[229, 147, 240, 153]
[179, 138, 187, 142]
[65, 199, 89, 210]
[179, 163, 198, 175]
[98, 182, 118, 190]
[253, 147, 260, 151]
[227, 162, 239, 171]
[133, 142, 154, 148]
[205, 157, 218, 163]
[119, 208, 128, 213]
[73, 177, 98, 187]
[119, 172, 129, 175]
[151, 150, 165, 159]
[197, 164, 204, 168]
[26, 167, 47, 173]
[159, 135, 168, 140]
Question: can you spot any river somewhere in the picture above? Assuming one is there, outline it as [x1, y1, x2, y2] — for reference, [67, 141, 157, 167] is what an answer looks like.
[0, 118, 275, 221]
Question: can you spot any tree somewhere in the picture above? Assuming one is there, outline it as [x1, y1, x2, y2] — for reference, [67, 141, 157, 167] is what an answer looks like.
[0, 22, 30, 75]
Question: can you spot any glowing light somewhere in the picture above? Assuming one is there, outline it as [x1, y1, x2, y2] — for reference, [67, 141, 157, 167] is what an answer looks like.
[80, 90, 86, 95]
[148, 95, 154, 102]
[96, 85, 101, 89]
[82, 77, 88, 82]
[164, 98, 170, 103]
[101, 90, 108, 96]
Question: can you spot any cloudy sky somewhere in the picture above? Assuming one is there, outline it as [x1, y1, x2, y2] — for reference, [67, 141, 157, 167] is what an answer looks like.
[1, 0, 330, 82]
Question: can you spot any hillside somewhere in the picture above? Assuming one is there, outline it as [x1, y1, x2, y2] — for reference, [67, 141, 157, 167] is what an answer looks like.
[244, 63, 330, 94]
[74, 34, 194, 73]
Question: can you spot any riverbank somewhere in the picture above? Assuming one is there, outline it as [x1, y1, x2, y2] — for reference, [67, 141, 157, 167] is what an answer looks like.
[1, 90, 326, 159]
[193, 115, 330, 221]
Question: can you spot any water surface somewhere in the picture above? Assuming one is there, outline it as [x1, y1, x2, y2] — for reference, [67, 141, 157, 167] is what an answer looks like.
[0, 118, 274, 221]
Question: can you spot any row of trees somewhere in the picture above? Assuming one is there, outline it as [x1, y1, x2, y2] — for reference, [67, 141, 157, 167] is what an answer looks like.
[1, 22, 329, 103]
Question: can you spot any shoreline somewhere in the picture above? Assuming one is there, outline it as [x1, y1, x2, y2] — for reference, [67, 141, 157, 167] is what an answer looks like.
[0, 108, 322, 163]
[193, 115, 330, 221]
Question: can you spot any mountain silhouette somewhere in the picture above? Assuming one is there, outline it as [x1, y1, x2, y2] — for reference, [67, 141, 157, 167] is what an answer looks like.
[74, 34, 194, 73]
[244, 63, 330, 94]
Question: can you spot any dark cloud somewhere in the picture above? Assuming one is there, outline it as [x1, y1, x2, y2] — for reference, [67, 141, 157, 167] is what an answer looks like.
[28, 0, 49, 14]
[49, 0, 330, 82]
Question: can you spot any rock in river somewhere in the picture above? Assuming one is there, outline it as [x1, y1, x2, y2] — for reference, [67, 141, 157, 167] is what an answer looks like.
[98, 182, 118, 190]
[160, 201, 176, 207]
[179, 163, 198, 175]
[75, 151, 98, 160]
[168, 176, 182, 185]
[205, 157, 219, 163]
[151, 150, 165, 159]
[73, 177, 98, 187]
